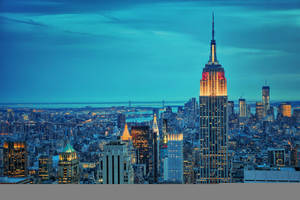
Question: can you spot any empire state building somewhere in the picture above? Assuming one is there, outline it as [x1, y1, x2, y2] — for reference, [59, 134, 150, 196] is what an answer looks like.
[198, 13, 230, 184]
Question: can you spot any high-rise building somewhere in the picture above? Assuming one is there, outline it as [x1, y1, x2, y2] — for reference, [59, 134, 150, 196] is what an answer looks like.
[0, 147, 3, 176]
[239, 98, 247, 118]
[268, 148, 285, 167]
[98, 140, 134, 184]
[291, 144, 300, 169]
[151, 114, 160, 183]
[117, 113, 126, 129]
[131, 125, 152, 175]
[227, 101, 234, 117]
[198, 13, 230, 184]
[58, 142, 80, 184]
[293, 108, 300, 128]
[164, 133, 183, 183]
[38, 155, 53, 181]
[255, 102, 264, 121]
[3, 141, 28, 177]
[121, 123, 132, 141]
[279, 102, 292, 117]
[262, 86, 270, 117]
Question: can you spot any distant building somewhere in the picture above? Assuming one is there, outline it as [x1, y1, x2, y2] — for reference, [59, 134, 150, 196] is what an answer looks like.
[262, 86, 270, 117]
[117, 114, 126, 129]
[98, 140, 133, 184]
[131, 125, 152, 175]
[151, 114, 160, 183]
[0, 176, 35, 184]
[58, 143, 80, 184]
[165, 133, 183, 183]
[0, 147, 3, 176]
[244, 168, 300, 183]
[228, 101, 234, 117]
[292, 108, 300, 128]
[239, 99, 247, 118]
[291, 145, 300, 169]
[121, 123, 132, 141]
[3, 141, 28, 177]
[279, 102, 292, 117]
[38, 155, 53, 181]
[255, 102, 264, 121]
[268, 148, 285, 167]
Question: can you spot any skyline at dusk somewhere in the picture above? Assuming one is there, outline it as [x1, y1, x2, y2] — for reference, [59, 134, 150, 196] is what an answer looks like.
[1, 0, 300, 102]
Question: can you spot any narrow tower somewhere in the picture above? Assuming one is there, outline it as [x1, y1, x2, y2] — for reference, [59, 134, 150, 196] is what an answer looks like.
[198, 13, 230, 184]
[152, 114, 160, 183]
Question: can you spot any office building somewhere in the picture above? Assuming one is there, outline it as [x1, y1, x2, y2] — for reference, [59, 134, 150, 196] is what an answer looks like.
[255, 102, 264, 121]
[131, 125, 152, 175]
[151, 114, 160, 183]
[58, 142, 80, 184]
[98, 140, 133, 184]
[239, 98, 247, 118]
[262, 86, 270, 117]
[268, 148, 285, 167]
[38, 155, 53, 181]
[279, 102, 292, 117]
[165, 133, 183, 183]
[121, 123, 132, 141]
[228, 101, 234, 117]
[198, 13, 230, 183]
[3, 141, 28, 177]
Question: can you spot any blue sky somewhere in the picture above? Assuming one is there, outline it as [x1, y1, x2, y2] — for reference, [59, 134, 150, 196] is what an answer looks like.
[0, 0, 300, 102]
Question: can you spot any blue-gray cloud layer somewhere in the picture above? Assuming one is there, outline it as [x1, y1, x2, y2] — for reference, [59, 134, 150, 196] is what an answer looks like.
[0, 0, 300, 102]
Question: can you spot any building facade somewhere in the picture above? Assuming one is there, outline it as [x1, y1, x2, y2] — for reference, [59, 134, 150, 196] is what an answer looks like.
[198, 14, 230, 184]
[58, 143, 80, 184]
[165, 133, 183, 183]
[262, 86, 270, 117]
[98, 141, 133, 184]
[38, 155, 53, 181]
[3, 141, 28, 177]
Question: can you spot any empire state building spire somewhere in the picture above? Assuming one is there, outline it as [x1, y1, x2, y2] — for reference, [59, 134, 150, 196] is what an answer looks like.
[209, 12, 218, 64]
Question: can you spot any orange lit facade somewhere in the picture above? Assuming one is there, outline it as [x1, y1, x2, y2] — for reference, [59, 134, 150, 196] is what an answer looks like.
[280, 102, 292, 117]
[131, 125, 152, 175]
[198, 14, 230, 184]
[121, 123, 132, 141]
[3, 141, 28, 177]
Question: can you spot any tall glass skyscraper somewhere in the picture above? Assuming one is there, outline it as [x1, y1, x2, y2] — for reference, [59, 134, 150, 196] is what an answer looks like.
[198, 13, 230, 184]
[165, 133, 183, 183]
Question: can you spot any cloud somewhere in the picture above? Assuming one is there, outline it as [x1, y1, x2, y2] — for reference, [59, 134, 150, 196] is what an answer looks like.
[0, 0, 300, 102]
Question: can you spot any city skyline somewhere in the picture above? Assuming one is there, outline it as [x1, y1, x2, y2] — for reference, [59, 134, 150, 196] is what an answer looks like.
[1, 0, 300, 102]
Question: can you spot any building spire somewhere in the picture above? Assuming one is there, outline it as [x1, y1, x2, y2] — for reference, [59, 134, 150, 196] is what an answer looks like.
[212, 11, 215, 41]
[209, 12, 218, 64]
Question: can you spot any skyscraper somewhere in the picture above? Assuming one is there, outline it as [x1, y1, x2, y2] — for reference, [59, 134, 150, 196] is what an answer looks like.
[198, 13, 230, 184]
[98, 140, 134, 184]
[262, 86, 270, 117]
[3, 141, 28, 177]
[58, 142, 80, 184]
[121, 123, 132, 141]
[227, 101, 234, 117]
[165, 133, 183, 183]
[255, 102, 264, 121]
[279, 102, 292, 118]
[239, 98, 247, 118]
[152, 114, 160, 183]
[131, 125, 152, 176]
[38, 155, 53, 181]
